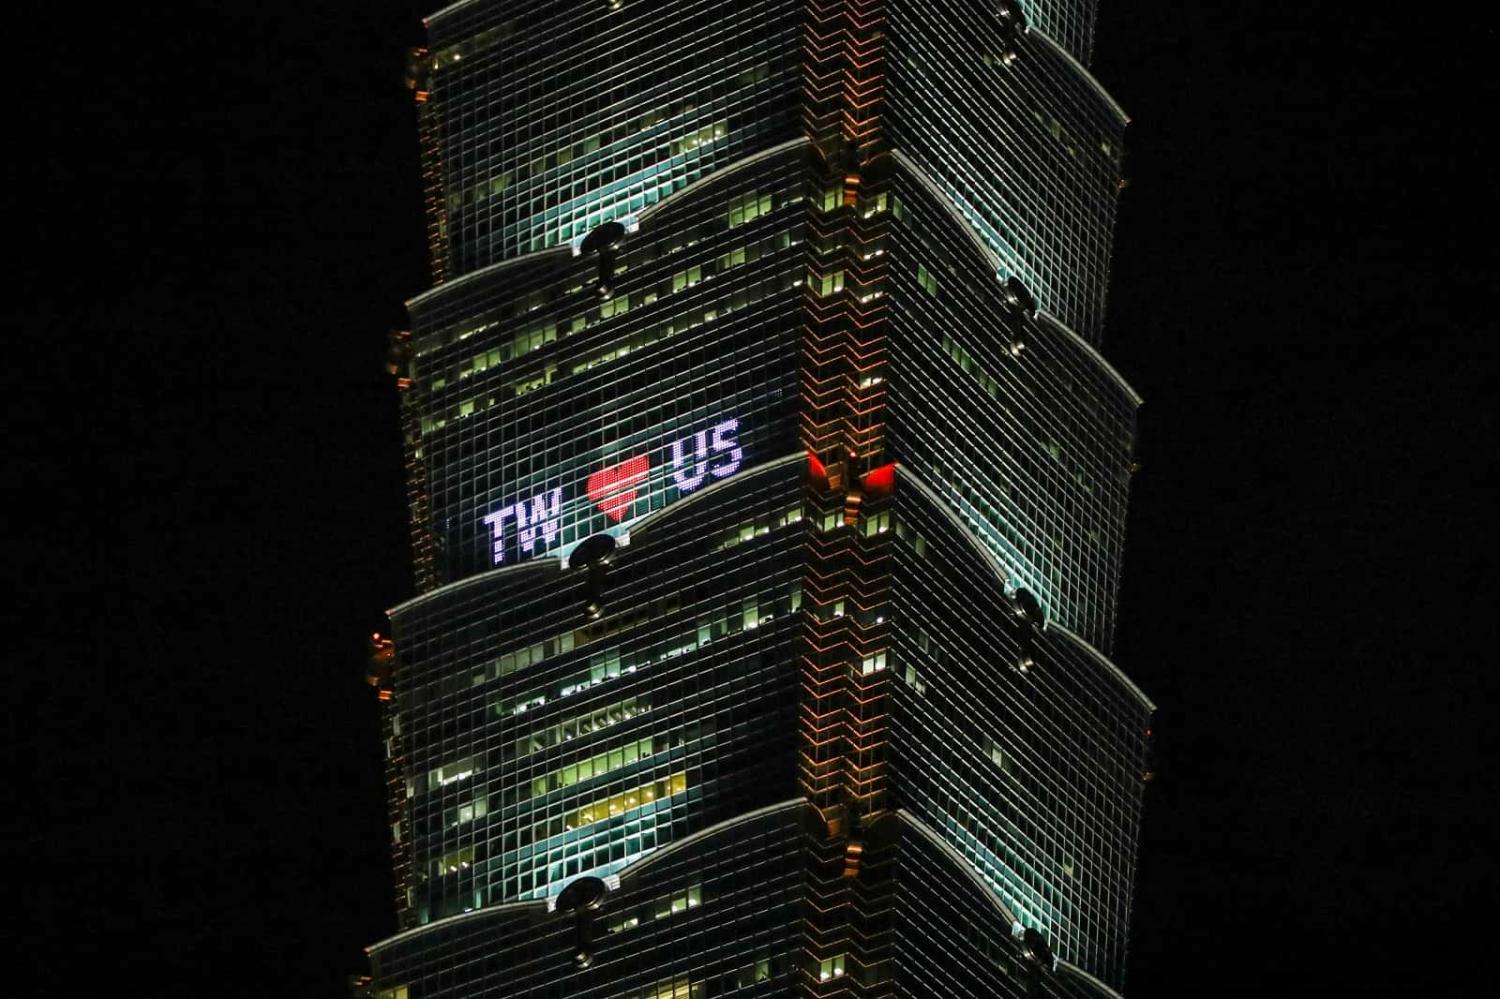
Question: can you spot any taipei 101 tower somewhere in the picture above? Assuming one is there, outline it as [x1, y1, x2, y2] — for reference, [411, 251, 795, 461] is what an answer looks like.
[362, 1, 1154, 996]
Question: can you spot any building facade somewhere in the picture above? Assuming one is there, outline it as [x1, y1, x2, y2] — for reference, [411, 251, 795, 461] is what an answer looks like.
[365, 1, 1152, 996]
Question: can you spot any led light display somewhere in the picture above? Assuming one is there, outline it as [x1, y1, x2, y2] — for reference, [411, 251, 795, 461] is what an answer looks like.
[587, 455, 651, 523]
[670, 418, 743, 492]
[482, 414, 746, 566]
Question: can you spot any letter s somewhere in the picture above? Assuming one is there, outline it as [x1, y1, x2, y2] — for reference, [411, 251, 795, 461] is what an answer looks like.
[708, 419, 743, 479]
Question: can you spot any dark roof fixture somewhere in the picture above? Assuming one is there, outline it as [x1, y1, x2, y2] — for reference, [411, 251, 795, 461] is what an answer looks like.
[1017, 926, 1055, 970]
[570, 532, 617, 569]
[578, 220, 626, 257]
[579, 220, 628, 298]
[1002, 275, 1037, 317]
[996, 0, 1028, 34]
[557, 876, 609, 969]
[557, 875, 609, 913]
[992, 3, 1025, 67]
[572, 533, 617, 619]
[1011, 588, 1045, 627]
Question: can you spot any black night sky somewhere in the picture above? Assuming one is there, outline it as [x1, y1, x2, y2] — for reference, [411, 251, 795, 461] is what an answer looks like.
[16, 4, 1493, 996]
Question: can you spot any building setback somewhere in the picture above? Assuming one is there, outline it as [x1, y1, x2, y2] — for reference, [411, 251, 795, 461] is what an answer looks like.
[363, 1, 1153, 996]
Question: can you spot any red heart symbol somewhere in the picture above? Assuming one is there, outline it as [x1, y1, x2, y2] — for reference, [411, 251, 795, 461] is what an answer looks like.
[586, 455, 650, 523]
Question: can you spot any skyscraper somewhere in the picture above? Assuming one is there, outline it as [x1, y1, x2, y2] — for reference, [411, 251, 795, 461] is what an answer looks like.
[365, 1, 1152, 996]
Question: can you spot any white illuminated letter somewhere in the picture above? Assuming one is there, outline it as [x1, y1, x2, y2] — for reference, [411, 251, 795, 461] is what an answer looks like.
[516, 488, 563, 553]
[671, 430, 710, 492]
[708, 418, 742, 479]
[482, 506, 515, 565]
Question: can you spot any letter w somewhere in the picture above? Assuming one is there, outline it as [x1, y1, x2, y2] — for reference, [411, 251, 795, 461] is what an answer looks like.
[515, 488, 563, 554]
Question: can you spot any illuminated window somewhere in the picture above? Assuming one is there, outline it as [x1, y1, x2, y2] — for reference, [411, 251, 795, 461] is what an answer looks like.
[567, 772, 689, 831]
[613, 977, 703, 999]
[901, 663, 926, 695]
[728, 190, 773, 227]
[430, 845, 473, 876]
[818, 954, 846, 980]
[431, 757, 475, 786]
[981, 735, 1016, 775]
[813, 269, 845, 297]
[428, 21, 514, 72]
[609, 882, 704, 934]
[670, 119, 727, 156]
[509, 695, 649, 760]
[445, 797, 489, 827]
[527, 737, 656, 799]
[917, 263, 940, 296]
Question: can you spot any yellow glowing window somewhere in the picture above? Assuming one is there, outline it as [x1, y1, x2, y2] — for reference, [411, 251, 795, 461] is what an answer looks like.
[568, 772, 688, 829]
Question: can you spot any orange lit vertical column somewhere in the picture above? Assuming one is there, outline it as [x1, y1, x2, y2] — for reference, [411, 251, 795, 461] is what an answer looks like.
[798, 0, 899, 991]
[407, 44, 449, 287]
[365, 631, 415, 929]
[386, 331, 438, 595]
[378, 335, 426, 929]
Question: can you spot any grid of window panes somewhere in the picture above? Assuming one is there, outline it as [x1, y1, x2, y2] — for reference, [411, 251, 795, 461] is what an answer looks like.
[389, 461, 807, 921]
[884, 817, 1128, 998]
[422, 0, 802, 273]
[882, 171, 1137, 653]
[369, 801, 807, 998]
[882, 0, 1127, 342]
[1016, 0, 1101, 66]
[878, 479, 1149, 987]
[405, 147, 808, 584]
